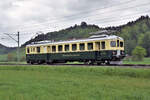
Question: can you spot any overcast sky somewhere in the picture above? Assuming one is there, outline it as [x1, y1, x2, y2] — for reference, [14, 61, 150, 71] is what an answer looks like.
[0, 0, 150, 47]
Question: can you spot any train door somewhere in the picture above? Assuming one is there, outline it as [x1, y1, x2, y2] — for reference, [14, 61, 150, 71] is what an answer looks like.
[95, 42, 100, 51]
[46, 46, 52, 63]
[95, 42, 101, 60]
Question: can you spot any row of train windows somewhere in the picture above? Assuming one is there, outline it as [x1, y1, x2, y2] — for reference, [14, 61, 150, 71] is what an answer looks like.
[52, 43, 93, 52]
[27, 41, 124, 53]
[51, 42, 105, 52]
[27, 42, 106, 53]
[27, 47, 40, 53]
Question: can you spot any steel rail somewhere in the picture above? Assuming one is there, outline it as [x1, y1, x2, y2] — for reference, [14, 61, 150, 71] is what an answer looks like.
[0, 63, 150, 68]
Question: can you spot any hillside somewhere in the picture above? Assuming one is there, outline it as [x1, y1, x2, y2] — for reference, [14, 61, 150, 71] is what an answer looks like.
[0, 44, 16, 54]
[23, 16, 150, 57]
[23, 22, 100, 46]
[118, 16, 150, 56]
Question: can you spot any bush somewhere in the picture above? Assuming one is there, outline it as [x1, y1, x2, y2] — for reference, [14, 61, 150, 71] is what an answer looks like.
[7, 53, 14, 61]
[132, 46, 146, 61]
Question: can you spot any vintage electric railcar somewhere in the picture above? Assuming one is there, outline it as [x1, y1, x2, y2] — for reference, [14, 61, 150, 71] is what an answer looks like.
[26, 35, 125, 65]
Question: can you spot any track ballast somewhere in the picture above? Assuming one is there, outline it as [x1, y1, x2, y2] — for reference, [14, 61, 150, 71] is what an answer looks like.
[0, 63, 150, 68]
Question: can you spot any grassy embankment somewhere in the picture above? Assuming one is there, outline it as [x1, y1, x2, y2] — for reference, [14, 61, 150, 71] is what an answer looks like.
[0, 65, 150, 100]
[123, 57, 150, 64]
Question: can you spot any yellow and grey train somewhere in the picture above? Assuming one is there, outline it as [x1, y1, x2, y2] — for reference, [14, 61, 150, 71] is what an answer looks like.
[26, 35, 125, 65]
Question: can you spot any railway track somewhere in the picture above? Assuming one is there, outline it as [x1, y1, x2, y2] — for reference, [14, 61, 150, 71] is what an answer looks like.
[0, 63, 150, 68]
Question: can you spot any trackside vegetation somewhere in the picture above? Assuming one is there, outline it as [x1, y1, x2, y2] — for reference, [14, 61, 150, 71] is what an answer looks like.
[0, 65, 150, 100]
[123, 57, 150, 64]
[132, 46, 146, 61]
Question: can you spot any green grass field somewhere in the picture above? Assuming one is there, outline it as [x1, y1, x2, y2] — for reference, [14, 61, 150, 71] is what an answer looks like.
[0, 65, 150, 100]
[123, 57, 150, 64]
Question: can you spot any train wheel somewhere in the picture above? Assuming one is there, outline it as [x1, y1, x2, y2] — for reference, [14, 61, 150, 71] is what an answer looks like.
[46, 60, 53, 65]
[38, 60, 42, 64]
[47, 62, 53, 65]
[97, 62, 101, 65]
[89, 60, 94, 65]
[30, 61, 34, 64]
[84, 62, 88, 65]
[27, 61, 30, 64]
[105, 60, 110, 65]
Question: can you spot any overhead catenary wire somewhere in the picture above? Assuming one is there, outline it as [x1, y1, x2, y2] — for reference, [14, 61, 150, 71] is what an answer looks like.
[10, 0, 144, 30]
[12, 0, 137, 28]
[16, 1, 150, 33]
[1, 0, 149, 35]
[1, 0, 150, 47]
[18, 9, 150, 35]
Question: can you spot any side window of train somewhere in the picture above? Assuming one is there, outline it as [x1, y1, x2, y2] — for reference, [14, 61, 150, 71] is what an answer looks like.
[58, 45, 63, 52]
[101, 41, 105, 49]
[52, 46, 56, 52]
[27, 48, 30, 53]
[79, 43, 85, 51]
[88, 43, 93, 50]
[117, 40, 119, 47]
[120, 41, 124, 47]
[72, 44, 77, 51]
[65, 44, 69, 51]
[37, 47, 40, 53]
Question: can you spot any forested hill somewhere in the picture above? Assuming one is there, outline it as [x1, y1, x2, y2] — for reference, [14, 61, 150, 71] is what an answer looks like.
[23, 15, 150, 56]
[23, 22, 100, 46]
[0, 44, 16, 54]
[118, 16, 150, 56]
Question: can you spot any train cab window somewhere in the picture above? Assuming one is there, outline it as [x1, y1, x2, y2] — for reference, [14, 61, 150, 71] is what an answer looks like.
[37, 47, 40, 53]
[79, 43, 85, 51]
[110, 41, 116, 47]
[65, 45, 69, 51]
[52, 46, 56, 52]
[72, 44, 77, 51]
[101, 41, 105, 49]
[27, 48, 30, 53]
[117, 40, 119, 47]
[58, 45, 62, 52]
[120, 42, 124, 47]
[88, 43, 93, 50]
[95, 42, 100, 50]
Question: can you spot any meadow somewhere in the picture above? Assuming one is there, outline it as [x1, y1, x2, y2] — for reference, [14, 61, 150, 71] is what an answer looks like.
[0, 65, 150, 100]
[123, 57, 150, 64]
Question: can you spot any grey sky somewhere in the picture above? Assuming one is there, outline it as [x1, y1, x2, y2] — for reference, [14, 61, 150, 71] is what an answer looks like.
[0, 0, 150, 47]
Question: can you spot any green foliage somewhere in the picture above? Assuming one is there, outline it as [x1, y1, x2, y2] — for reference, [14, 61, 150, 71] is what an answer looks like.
[139, 32, 150, 56]
[0, 47, 26, 62]
[7, 53, 14, 61]
[119, 16, 150, 56]
[132, 46, 146, 61]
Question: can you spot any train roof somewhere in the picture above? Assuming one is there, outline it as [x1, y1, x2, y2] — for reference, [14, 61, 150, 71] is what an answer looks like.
[26, 35, 123, 47]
